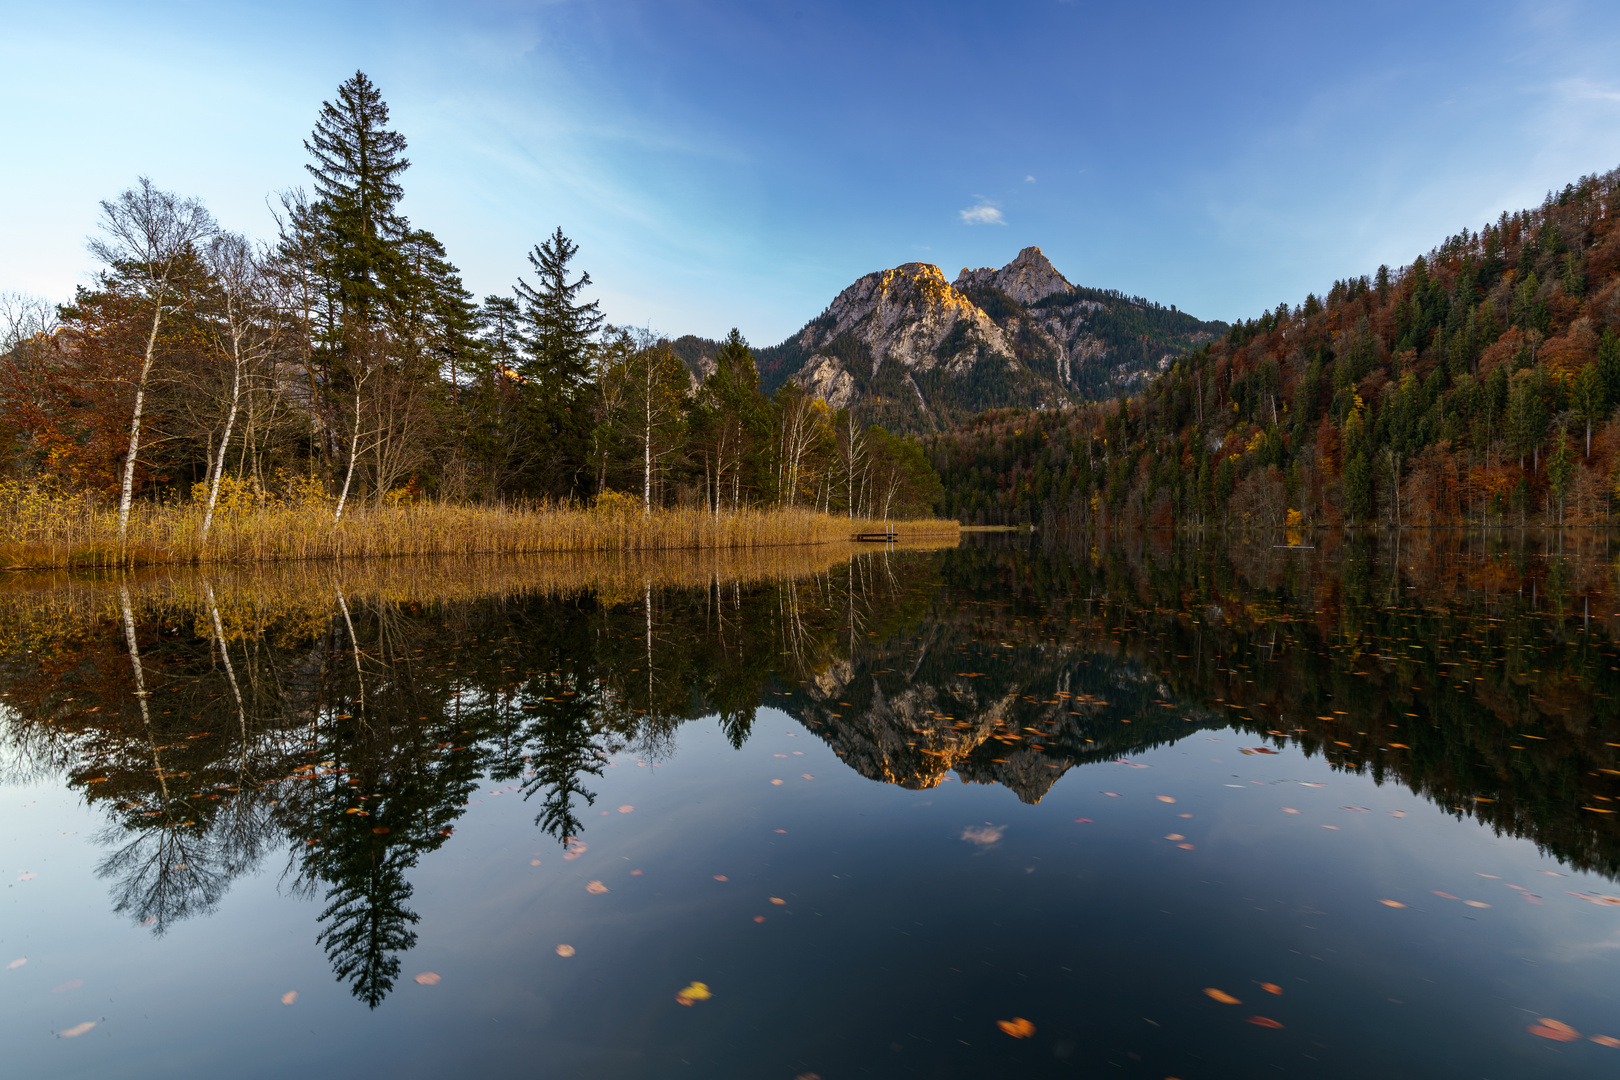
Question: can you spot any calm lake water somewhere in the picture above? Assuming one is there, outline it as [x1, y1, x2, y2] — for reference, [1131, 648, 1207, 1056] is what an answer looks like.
[4, 534, 1620, 1079]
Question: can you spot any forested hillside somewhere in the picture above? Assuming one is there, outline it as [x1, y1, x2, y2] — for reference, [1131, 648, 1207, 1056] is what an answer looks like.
[0, 72, 943, 525]
[926, 167, 1620, 530]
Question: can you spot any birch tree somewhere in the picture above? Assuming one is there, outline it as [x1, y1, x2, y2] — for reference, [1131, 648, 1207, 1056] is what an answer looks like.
[89, 178, 216, 540]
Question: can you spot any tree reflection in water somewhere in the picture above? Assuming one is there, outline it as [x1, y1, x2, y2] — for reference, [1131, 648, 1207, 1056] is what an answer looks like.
[3, 532, 1620, 1004]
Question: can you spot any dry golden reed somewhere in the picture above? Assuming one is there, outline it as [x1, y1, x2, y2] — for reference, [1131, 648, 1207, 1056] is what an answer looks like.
[0, 481, 958, 569]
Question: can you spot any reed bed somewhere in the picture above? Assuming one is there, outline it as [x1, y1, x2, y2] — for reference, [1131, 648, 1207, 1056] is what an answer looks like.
[0, 541, 960, 653]
[0, 483, 958, 569]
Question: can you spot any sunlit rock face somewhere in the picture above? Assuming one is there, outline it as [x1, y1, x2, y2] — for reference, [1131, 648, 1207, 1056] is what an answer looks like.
[953, 246, 1072, 306]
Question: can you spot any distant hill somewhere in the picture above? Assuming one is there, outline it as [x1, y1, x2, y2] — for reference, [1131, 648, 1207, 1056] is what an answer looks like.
[671, 248, 1225, 433]
[921, 167, 1620, 530]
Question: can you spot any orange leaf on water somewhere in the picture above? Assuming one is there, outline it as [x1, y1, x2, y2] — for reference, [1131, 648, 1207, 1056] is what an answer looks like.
[1178, 843, 1196, 849]
[769, 897, 787, 905]
[1247, 1016, 1285, 1029]
[555, 944, 575, 957]
[1432, 891, 1459, 900]
[753, 915, 766, 923]
[586, 880, 609, 894]
[618, 805, 634, 813]
[1379, 900, 1407, 908]
[1260, 983, 1283, 995]
[675, 981, 712, 1006]
[1282, 808, 1300, 815]
[1527, 1019, 1580, 1042]
[281, 991, 298, 1005]
[1165, 834, 1185, 841]
[58, 1022, 96, 1038]
[713, 875, 729, 882]
[1590, 1034, 1620, 1048]
[770, 779, 784, 786]
[414, 972, 440, 985]
[997, 1017, 1036, 1038]
[1157, 796, 1176, 803]
[1204, 988, 1241, 1004]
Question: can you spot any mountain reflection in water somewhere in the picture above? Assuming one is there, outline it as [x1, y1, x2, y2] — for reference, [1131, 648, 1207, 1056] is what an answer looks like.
[2, 531, 1620, 1019]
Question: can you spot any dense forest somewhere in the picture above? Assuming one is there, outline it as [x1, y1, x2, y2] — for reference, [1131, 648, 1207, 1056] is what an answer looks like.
[927, 167, 1620, 530]
[0, 71, 942, 528]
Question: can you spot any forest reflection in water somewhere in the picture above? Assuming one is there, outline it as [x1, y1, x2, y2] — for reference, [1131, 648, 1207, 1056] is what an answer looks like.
[3, 530, 1620, 1018]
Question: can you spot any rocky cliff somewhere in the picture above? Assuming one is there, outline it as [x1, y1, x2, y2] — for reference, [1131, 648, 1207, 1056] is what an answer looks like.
[678, 248, 1226, 433]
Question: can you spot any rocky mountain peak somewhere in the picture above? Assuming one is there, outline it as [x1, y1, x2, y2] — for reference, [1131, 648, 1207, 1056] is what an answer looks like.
[953, 246, 1073, 305]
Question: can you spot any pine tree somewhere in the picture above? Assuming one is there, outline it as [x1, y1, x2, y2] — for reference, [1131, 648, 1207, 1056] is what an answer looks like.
[512, 228, 605, 496]
[304, 71, 410, 326]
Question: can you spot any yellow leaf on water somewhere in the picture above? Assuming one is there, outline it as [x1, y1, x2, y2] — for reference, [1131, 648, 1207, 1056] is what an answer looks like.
[997, 1017, 1036, 1038]
[1260, 983, 1283, 995]
[1527, 1019, 1580, 1042]
[1204, 988, 1241, 1004]
[414, 972, 441, 985]
[769, 897, 787, 905]
[1379, 900, 1407, 908]
[58, 1022, 95, 1038]
[281, 991, 298, 1005]
[675, 981, 712, 1006]
[1157, 796, 1176, 803]
[1463, 901, 1490, 908]
[586, 880, 609, 894]
[555, 945, 575, 957]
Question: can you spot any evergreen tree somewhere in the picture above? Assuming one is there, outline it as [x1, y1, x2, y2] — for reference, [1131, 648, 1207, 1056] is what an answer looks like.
[304, 71, 410, 327]
[513, 228, 604, 496]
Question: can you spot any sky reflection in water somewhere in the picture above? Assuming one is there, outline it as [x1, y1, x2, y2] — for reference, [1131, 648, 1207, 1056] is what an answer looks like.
[3, 534, 1620, 1078]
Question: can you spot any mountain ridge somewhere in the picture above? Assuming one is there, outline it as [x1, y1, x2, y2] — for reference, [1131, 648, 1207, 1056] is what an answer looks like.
[670, 248, 1226, 433]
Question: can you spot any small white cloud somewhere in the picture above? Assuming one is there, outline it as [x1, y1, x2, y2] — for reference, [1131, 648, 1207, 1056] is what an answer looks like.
[1024, 175, 1036, 183]
[960, 203, 1005, 226]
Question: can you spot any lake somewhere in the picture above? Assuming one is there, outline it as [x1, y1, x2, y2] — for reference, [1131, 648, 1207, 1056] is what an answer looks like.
[3, 533, 1619, 1079]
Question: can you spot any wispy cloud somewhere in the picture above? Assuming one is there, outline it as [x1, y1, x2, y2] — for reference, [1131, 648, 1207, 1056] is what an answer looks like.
[960, 202, 1005, 226]
[1024, 175, 1036, 183]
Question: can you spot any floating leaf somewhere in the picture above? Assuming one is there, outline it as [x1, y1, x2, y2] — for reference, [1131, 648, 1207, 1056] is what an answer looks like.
[801, 774, 814, 780]
[555, 944, 576, 957]
[1389, 811, 1407, 818]
[770, 779, 784, 786]
[16, 872, 36, 881]
[1247, 1016, 1285, 1029]
[1282, 808, 1300, 815]
[586, 880, 609, 894]
[675, 981, 713, 1006]
[1165, 834, 1185, 841]
[1103, 792, 1121, 797]
[1590, 1034, 1620, 1048]
[1204, 988, 1241, 1004]
[58, 1022, 95, 1038]
[1261, 983, 1283, 995]
[371, 827, 390, 834]
[713, 875, 729, 882]
[1156, 796, 1177, 803]
[6, 958, 24, 969]
[53, 980, 82, 993]
[530, 859, 542, 866]
[997, 1017, 1036, 1038]
[1463, 900, 1490, 908]
[281, 991, 298, 1005]
[1527, 1019, 1580, 1042]
[1379, 900, 1407, 908]
[562, 839, 588, 861]
[769, 897, 787, 905]
[753, 915, 766, 923]
[1177, 843, 1196, 849]
[618, 805, 634, 813]
[414, 972, 441, 985]
[1241, 747, 1279, 755]
[1432, 891, 1459, 900]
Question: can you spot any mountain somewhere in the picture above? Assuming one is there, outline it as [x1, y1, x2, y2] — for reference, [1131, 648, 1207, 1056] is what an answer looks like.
[923, 167, 1620, 530]
[671, 248, 1225, 433]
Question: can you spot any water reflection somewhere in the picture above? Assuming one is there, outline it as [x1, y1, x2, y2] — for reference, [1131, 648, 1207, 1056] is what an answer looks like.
[2, 532, 1620, 1009]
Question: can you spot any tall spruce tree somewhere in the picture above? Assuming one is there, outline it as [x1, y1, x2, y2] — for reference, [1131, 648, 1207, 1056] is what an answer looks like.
[304, 71, 410, 327]
[513, 228, 604, 496]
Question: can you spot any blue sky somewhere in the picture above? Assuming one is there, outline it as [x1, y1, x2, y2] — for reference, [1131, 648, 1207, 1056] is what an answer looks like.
[4, 0, 1619, 343]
